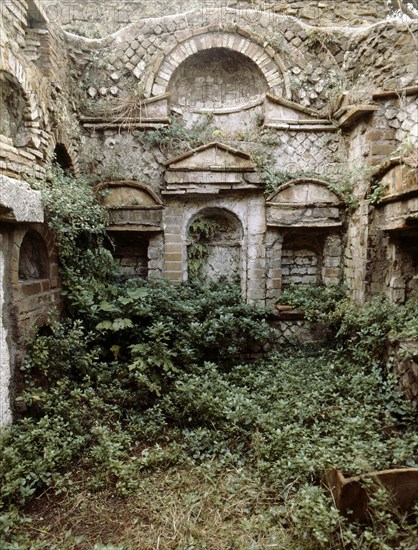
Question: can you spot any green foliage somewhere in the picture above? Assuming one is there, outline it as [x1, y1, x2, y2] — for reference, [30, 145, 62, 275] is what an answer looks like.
[30, 165, 117, 288]
[281, 284, 418, 367]
[187, 217, 223, 281]
[3, 170, 418, 548]
[2, 274, 418, 548]
[253, 144, 369, 208]
[144, 117, 220, 156]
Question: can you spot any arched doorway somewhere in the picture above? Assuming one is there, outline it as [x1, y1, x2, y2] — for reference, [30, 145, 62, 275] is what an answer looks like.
[53, 143, 75, 174]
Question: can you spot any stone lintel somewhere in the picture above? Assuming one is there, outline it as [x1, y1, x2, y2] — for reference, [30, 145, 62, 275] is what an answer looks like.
[263, 122, 336, 132]
[266, 222, 343, 229]
[0, 176, 43, 223]
[107, 225, 163, 232]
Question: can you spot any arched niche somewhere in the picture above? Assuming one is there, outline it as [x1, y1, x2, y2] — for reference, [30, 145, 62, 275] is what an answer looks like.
[0, 71, 30, 147]
[266, 180, 344, 299]
[95, 182, 164, 280]
[18, 230, 49, 280]
[281, 234, 323, 289]
[149, 29, 289, 99]
[186, 208, 243, 282]
[53, 143, 75, 174]
[167, 48, 269, 111]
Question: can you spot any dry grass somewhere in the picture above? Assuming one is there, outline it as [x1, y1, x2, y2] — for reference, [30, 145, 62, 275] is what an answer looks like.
[24, 465, 294, 550]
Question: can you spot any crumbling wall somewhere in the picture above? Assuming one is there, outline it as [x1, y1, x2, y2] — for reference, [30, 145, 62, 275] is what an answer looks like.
[0, 1, 73, 426]
[0, 0, 81, 180]
[47, 0, 394, 38]
[1, 0, 417, 420]
[392, 341, 418, 409]
[0, 177, 45, 426]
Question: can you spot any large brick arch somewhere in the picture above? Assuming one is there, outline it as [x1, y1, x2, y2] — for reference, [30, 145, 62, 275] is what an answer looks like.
[147, 27, 291, 99]
[0, 49, 40, 128]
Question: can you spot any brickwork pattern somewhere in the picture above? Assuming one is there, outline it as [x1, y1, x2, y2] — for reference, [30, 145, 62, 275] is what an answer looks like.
[11, 225, 62, 355]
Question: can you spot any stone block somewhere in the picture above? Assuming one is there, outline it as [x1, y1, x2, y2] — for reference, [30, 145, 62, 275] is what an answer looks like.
[164, 271, 183, 282]
[164, 253, 183, 263]
[164, 243, 182, 254]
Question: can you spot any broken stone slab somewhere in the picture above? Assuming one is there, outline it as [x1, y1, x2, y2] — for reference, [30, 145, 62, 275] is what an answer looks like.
[323, 468, 418, 522]
[337, 105, 380, 129]
[0, 175, 43, 223]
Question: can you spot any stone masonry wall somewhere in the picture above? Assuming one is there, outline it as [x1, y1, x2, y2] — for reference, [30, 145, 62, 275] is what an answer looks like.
[0, 1, 71, 426]
[1, 0, 418, 419]
[392, 341, 418, 409]
[43, 0, 395, 38]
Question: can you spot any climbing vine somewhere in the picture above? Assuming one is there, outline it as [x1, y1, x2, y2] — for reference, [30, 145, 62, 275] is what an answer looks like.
[187, 217, 223, 281]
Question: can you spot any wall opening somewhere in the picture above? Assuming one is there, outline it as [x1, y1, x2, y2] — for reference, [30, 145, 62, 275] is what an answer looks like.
[108, 232, 149, 279]
[18, 231, 49, 280]
[390, 232, 418, 302]
[26, 0, 47, 29]
[53, 143, 74, 174]
[281, 234, 323, 289]
[187, 208, 243, 282]
[168, 48, 269, 111]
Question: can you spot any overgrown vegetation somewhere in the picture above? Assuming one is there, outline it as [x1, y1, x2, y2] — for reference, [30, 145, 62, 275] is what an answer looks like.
[144, 116, 229, 157]
[253, 142, 371, 207]
[1, 170, 417, 549]
[187, 217, 227, 282]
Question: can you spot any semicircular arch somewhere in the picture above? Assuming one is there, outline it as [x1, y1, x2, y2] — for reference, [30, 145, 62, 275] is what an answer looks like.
[147, 28, 290, 99]
[48, 131, 79, 176]
[186, 206, 243, 238]
[94, 180, 164, 208]
[267, 178, 345, 205]
[0, 51, 40, 127]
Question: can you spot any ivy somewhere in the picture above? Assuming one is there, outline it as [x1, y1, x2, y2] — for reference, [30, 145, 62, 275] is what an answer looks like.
[187, 217, 223, 281]
[30, 165, 118, 289]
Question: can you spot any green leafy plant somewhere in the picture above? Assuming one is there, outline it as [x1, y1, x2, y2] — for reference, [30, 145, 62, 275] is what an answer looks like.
[187, 217, 223, 281]
[144, 117, 219, 156]
[2, 164, 417, 549]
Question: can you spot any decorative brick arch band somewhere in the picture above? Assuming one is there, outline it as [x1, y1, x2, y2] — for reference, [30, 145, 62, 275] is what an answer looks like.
[48, 132, 80, 177]
[0, 49, 40, 127]
[148, 28, 291, 99]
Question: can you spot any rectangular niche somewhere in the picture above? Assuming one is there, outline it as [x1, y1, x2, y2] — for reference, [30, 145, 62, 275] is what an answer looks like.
[110, 232, 150, 279]
[281, 247, 319, 287]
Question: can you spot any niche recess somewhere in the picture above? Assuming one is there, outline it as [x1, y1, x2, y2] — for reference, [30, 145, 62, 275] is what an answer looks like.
[18, 231, 49, 280]
[53, 143, 75, 174]
[187, 208, 243, 282]
[95, 181, 164, 279]
[281, 235, 322, 288]
[168, 48, 269, 111]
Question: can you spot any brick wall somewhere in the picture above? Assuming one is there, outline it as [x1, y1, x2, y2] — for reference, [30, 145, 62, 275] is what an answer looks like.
[11, 225, 62, 360]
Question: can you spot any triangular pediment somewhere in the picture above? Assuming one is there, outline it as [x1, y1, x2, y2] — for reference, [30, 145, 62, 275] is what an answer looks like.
[165, 142, 256, 172]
